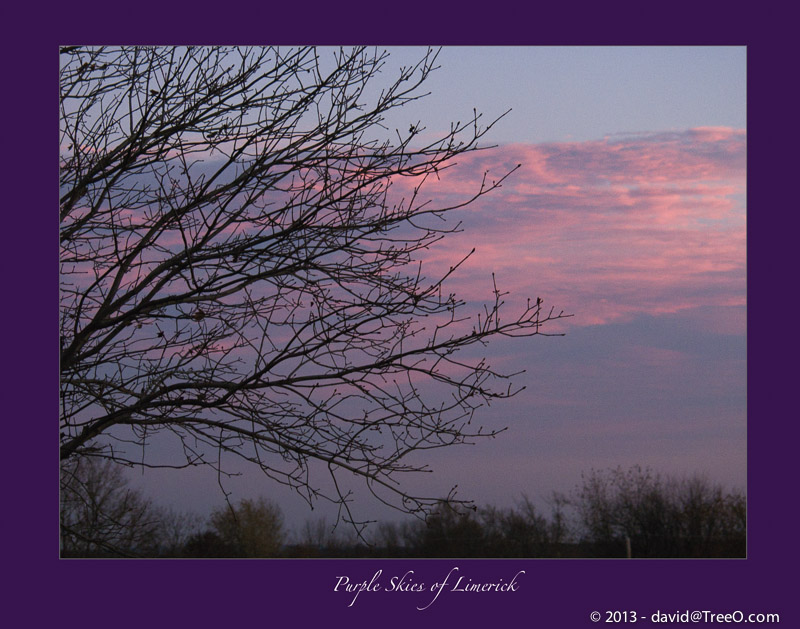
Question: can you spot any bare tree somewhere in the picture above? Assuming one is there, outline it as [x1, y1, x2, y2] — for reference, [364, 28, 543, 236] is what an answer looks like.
[572, 466, 746, 557]
[59, 46, 568, 533]
[209, 497, 285, 557]
[60, 458, 161, 556]
[154, 508, 204, 557]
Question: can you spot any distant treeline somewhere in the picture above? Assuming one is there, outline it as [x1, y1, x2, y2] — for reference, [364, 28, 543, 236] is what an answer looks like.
[60, 463, 745, 559]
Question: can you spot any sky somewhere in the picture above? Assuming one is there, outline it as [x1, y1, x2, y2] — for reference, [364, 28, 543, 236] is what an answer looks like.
[126, 46, 747, 535]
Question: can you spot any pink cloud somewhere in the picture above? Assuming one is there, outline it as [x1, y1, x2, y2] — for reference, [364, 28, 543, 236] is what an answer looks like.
[65, 128, 745, 339]
[394, 128, 746, 330]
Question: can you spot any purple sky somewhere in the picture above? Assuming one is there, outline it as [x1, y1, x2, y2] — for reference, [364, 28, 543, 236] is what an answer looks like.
[127, 47, 746, 534]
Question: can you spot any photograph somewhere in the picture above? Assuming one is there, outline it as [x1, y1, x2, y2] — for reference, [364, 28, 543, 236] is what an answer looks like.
[58, 45, 747, 564]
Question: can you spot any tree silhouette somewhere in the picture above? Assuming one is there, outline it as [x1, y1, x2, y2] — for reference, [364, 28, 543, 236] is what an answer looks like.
[573, 466, 746, 557]
[208, 497, 285, 557]
[59, 46, 568, 532]
[60, 458, 161, 556]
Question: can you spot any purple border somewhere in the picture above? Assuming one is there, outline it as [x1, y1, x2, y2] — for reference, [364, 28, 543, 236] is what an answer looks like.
[11, 3, 794, 627]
